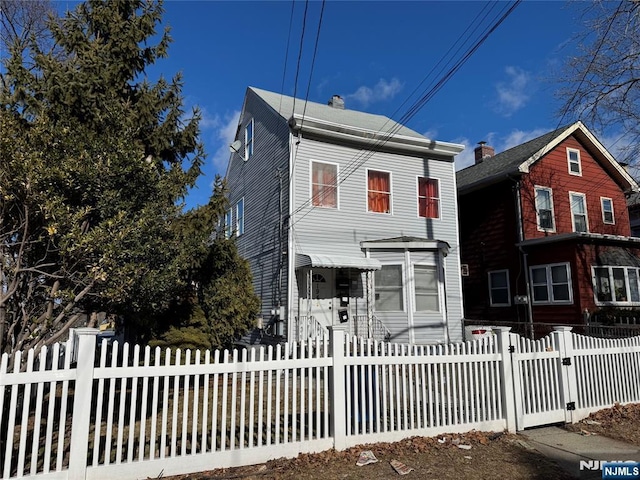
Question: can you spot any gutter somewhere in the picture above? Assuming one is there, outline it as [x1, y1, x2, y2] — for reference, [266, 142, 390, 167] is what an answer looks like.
[288, 114, 464, 158]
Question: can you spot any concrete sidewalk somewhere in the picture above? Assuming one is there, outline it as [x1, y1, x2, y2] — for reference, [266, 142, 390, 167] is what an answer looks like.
[521, 426, 640, 479]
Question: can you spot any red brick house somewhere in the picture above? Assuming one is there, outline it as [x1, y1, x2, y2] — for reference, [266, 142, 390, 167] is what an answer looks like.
[457, 121, 640, 335]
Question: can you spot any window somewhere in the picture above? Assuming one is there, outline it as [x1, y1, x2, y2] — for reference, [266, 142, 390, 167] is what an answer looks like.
[570, 192, 588, 232]
[236, 198, 244, 236]
[224, 209, 233, 239]
[311, 161, 338, 208]
[414, 265, 439, 311]
[601, 197, 615, 224]
[245, 119, 254, 160]
[488, 270, 510, 306]
[375, 265, 403, 311]
[567, 148, 581, 175]
[530, 263, 572, 304]
[367, 170, 391, 213]
[535, 186, 555, 231]
[593, 266, 640, 305]
[418, 177, 440, 219]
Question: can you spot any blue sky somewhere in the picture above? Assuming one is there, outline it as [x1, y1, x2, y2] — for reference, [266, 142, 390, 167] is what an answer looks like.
[58, 1, 635, 210]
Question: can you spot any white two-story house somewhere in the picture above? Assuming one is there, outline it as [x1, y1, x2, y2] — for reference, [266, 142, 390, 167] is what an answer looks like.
[224, 87, 465, 345]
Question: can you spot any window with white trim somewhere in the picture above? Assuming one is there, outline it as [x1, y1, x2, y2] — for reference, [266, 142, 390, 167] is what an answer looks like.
[224, 208, 233, 239]
[535, 186, 555, 231]
[311, 161, 338, 208]
[236, 198, 244, 236]
[414, 265, 439, 311]
[245, 119, 254, 160]
[488, 270, 511, 306]
[567, 148, 581, 175]
[530, 263, 572, 304]
[375, 265, 403, 311]
[593, 266, 640, 305]
[417, 177, 440, 219]
[367, 169, 391, 214]
[570, 192, 588, 232]
[601, 197, 615, 224]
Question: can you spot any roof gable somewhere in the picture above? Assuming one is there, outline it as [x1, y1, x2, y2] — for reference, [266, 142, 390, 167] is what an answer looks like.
[456, 121, 639, 194]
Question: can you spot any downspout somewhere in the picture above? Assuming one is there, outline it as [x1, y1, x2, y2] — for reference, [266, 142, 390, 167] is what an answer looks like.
[512, 178, 534, 339]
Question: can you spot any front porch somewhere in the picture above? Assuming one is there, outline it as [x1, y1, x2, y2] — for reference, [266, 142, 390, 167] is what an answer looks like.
[292, 314, 391, 342]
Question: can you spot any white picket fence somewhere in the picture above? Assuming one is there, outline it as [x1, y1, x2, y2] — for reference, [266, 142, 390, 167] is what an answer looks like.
[1, 326, 639, 480]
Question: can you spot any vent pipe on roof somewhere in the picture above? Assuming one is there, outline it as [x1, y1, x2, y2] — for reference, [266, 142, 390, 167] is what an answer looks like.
[328, 95, 345, 109]
[474, 141, 495, 164]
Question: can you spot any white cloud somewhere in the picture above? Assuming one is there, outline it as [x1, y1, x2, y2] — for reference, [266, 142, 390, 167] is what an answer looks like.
[499, 127, 548, 151]
[494, 66, 531, 116]
[452, 137, 475, 170]
[345, 78, 404, 107]
[207, 110, 241, 172]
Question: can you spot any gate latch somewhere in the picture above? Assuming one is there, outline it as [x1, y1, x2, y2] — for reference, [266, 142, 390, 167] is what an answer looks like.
[566, 402, 576, 411]
[562, 357, 572, 366]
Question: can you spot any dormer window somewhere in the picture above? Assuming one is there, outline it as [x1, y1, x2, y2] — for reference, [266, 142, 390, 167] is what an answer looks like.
[567, 148, 581, 176]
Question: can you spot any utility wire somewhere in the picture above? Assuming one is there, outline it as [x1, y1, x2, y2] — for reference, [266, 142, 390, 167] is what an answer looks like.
[288, 0, 521, 227]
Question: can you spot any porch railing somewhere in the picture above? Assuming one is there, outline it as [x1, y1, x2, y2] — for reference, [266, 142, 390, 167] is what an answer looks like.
[294, 314, 391, 342]
[352, 314, 391, 342]
[293, 315, 327, 342]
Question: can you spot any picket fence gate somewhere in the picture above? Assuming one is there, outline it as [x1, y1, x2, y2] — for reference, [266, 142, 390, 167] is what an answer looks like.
[1, 326, 639, 480]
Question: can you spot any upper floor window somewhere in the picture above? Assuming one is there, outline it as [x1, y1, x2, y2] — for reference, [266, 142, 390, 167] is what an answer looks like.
[224, 208, 233, 239]
[236, 198, 245, 236]
[567, 148, 581, 176]
[311, 161, 338, 208]
[535, 186, 555, 232]
[414, 265, 439, 311]
[593, 266, 640, 305]
[418, 177, 440, 219]
[601, 197, 615, 224]
[367, 169, 391, 214]
[245, 119, 254, 160]
[375, 264, 404, 311]
[530, 262, 572, 304]
[488, 270, 510, 306]
[570, 192, 588, 232]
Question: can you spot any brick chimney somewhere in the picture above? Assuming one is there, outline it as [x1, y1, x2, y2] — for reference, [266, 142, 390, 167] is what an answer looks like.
[328, 95, 345, 109]
[474, 141, 495, 164]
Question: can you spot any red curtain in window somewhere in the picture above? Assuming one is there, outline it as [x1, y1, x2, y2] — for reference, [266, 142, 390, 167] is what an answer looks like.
[418, 178, 439, 218]
[312, 162, 337, 207]
[368, 171, 390, 213]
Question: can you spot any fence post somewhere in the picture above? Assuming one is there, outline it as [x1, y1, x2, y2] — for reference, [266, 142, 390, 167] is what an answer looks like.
[68, 328, 99, 479]
[553, 326, 577, 423]
[328, 325, 347, 451]
[494, 327, 517, 433]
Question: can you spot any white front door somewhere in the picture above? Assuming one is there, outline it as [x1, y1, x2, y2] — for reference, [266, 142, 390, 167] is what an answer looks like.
[310, 269, 335, 326]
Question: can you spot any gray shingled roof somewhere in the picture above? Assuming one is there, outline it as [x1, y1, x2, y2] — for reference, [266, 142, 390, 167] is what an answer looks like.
[249, 86, 426, 140]
[456, 124, 572, 193]
[628, 191, 640, 207]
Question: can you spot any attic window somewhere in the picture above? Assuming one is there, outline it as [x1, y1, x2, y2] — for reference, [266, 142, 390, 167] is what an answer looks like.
[567, 148, 581, 176]
[245, 119, 254, 160]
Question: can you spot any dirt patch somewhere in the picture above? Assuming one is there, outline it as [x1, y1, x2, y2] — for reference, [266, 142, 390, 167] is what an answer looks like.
[563, 402, 640, 446]
[157, 431, 577, 480]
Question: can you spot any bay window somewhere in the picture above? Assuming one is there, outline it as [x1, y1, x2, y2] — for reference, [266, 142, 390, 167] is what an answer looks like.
[375, 265, 403, 311]
[593, 266, 640, 305]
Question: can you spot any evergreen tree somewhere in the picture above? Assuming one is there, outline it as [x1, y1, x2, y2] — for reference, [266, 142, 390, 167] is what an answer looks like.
[0, 0, 214, 354]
